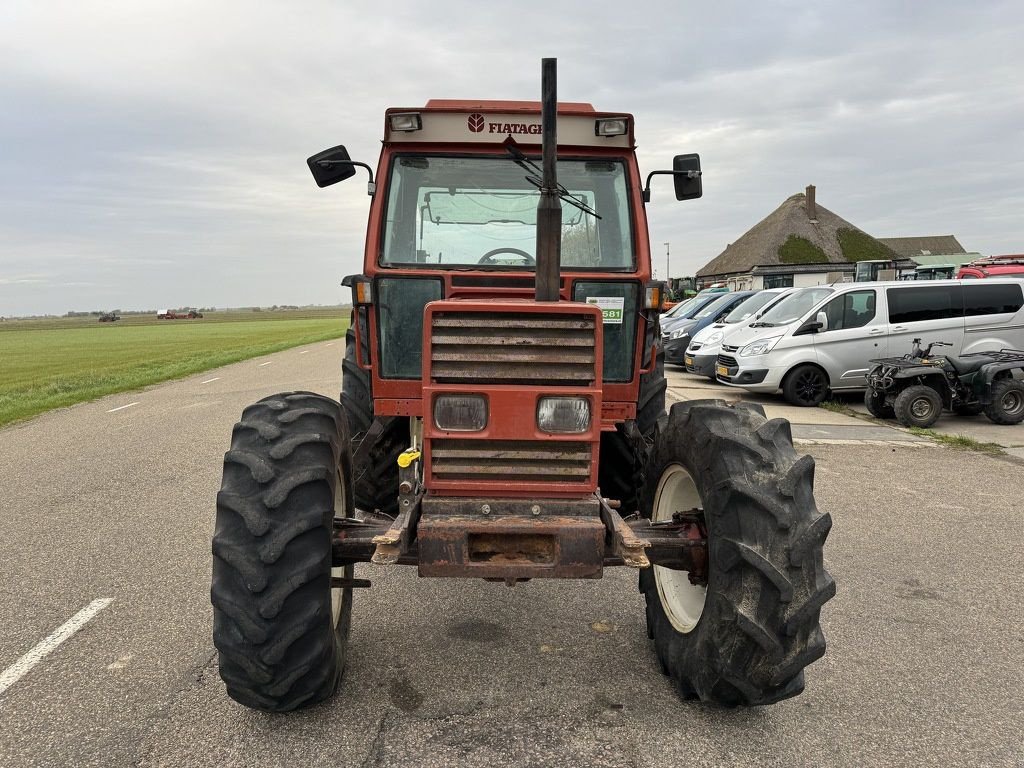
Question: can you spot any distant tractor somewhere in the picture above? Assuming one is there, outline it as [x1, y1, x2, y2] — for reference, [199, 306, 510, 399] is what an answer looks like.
[211, 60, 834, 713]
[157, 309, 203, 319]
[98, 312, 121, 322]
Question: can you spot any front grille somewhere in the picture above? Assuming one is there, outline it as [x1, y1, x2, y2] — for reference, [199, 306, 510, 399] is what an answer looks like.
[718, 354, 738, 368]
[430, 311, 597, 385]
[431, 439, 592, 484]
[722, 344, 739, 353]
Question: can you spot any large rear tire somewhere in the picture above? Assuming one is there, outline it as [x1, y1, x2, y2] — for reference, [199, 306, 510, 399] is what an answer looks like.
[212, 392, 353, 712]
[640, 400, 834, 706]
[598, 350, 667, 514]
[340, 313, 405, 514]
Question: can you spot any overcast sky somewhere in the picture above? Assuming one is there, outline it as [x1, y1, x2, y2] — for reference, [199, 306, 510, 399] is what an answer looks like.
[1, 1, 1022, 316]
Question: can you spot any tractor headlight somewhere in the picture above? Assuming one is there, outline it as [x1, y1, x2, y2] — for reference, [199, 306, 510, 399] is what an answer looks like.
[433, 395, 488, 432]
[537, 397, 591, 434]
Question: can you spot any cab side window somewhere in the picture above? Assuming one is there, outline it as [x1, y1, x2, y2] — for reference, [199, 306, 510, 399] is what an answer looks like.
[821, 290, 876, 331]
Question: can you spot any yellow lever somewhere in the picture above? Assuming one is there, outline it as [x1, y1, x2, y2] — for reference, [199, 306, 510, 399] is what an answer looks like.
[397, 449, 421, 468]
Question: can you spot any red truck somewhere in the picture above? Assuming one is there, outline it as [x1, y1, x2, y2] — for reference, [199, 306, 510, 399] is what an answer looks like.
[958, 255, 1024, 279]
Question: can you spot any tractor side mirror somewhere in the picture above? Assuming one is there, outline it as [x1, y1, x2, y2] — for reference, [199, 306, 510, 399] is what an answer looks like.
[642, 154, 703, 203]
[673, 154, 703, 200]
[307, 145, 357, 187]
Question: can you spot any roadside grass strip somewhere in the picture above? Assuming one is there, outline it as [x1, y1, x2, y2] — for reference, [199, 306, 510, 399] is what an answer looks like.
[819, 399, 856, 416]
[0, 599, 114, 696]
[907, 427, 1005, 455]
[0, 316, 347, 427]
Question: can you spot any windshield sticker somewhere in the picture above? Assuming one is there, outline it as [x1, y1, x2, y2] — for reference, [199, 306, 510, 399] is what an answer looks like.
[587, 296, 624, 324]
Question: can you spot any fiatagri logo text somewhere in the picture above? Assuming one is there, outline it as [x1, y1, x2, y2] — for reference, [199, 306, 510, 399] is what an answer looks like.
[467, 113, 541, 135]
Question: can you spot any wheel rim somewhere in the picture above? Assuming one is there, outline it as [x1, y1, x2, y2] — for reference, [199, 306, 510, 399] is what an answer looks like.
[795, 370, 825, 403]
[652, 463, 706, 634]
[1001, 390, 1024, 417]
[331, 470, 348, 628]
[910, 396, 934, 420]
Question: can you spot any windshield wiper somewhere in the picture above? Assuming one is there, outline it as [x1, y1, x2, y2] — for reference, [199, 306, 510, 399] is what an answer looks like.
[503, 136, 601, 219]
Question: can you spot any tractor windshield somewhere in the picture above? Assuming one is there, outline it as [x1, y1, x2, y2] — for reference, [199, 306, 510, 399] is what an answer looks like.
[381, 155, 635, 270]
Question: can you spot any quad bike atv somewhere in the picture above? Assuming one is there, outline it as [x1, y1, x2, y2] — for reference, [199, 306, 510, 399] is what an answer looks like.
[211, 60, 834, 712]
[865, 338, 1024, 428]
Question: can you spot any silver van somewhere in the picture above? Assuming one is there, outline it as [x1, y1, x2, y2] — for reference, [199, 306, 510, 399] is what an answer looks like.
[715, 280, 1024, 406]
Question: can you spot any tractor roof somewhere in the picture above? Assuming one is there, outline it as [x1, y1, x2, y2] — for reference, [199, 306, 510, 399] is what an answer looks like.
[383, 101, 634, 148]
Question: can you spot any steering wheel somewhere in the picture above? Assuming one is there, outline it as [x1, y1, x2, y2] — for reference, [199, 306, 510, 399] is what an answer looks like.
[477, 248, 536, 266]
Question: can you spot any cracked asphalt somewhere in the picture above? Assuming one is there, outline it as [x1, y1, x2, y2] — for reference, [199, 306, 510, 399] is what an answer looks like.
[0, 341, 1021, 767]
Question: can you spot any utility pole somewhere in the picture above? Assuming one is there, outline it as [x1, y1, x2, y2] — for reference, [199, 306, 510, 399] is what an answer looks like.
[664, 242, 671, 287]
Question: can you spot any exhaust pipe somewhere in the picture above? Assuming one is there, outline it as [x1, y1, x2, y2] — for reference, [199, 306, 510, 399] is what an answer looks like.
[535, 58, 562, 302]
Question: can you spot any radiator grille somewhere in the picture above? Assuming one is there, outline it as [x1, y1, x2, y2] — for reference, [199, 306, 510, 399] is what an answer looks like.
[431, 439, 592, 484]
[717, 354, 738, 368]
[430, 311, 596, 385]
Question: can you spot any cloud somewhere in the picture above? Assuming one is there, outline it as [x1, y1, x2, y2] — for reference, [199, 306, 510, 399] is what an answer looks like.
[1, 0, 1022, 313]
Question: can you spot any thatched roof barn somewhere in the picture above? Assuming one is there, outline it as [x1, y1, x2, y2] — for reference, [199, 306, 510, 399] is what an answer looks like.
[877, 235, 966, 258]
[697, 186, 902, 283]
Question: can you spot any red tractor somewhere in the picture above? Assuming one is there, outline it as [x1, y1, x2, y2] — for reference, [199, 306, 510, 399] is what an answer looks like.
[211, 60, 833, 712]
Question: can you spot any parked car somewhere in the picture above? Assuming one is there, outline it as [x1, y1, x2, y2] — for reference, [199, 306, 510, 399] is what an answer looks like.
[683, 288, 794, 378]
[958, 255, 1024, 280]
[659, 292, 728, 343]
[716, 279, 1024, 406]
[663, 291, 755, 365]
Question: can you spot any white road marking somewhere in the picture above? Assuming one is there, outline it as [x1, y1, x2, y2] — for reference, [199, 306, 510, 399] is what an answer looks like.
[326, 343, 334, 347]
[258, 361, 273, 367]
[299, 350, 310, 355]
[201, 377, 221, 384]
[107, 402, 139, 413]
[0, 598, 114, 696]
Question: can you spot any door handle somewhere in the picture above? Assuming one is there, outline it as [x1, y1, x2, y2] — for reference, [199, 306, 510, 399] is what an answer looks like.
[892, 325, 908, 332]
[868, 328, 884, 336]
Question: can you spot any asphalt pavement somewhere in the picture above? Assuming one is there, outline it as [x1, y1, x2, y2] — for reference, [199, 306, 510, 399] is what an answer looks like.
[0, 342, 1021, 767]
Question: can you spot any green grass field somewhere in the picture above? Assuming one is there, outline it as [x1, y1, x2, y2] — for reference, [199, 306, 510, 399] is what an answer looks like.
[0, 309, 349, 427]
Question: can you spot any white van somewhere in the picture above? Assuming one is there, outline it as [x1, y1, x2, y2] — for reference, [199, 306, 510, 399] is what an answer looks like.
[715, 280, 1024, 406]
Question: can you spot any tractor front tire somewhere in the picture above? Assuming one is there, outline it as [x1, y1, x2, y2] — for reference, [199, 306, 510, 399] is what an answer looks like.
[598, 349, 667, 515]
[340, 315, 405, 514]
[212, 392, 353, 712]
[640, 400, 834, 706]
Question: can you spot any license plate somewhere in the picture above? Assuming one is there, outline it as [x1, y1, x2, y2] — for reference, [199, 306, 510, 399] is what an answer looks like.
[684, 356, 693, 366]
[716, 365, 728, 377]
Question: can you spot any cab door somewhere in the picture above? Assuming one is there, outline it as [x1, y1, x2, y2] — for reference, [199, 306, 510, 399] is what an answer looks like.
[811, 288, 887, 389]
